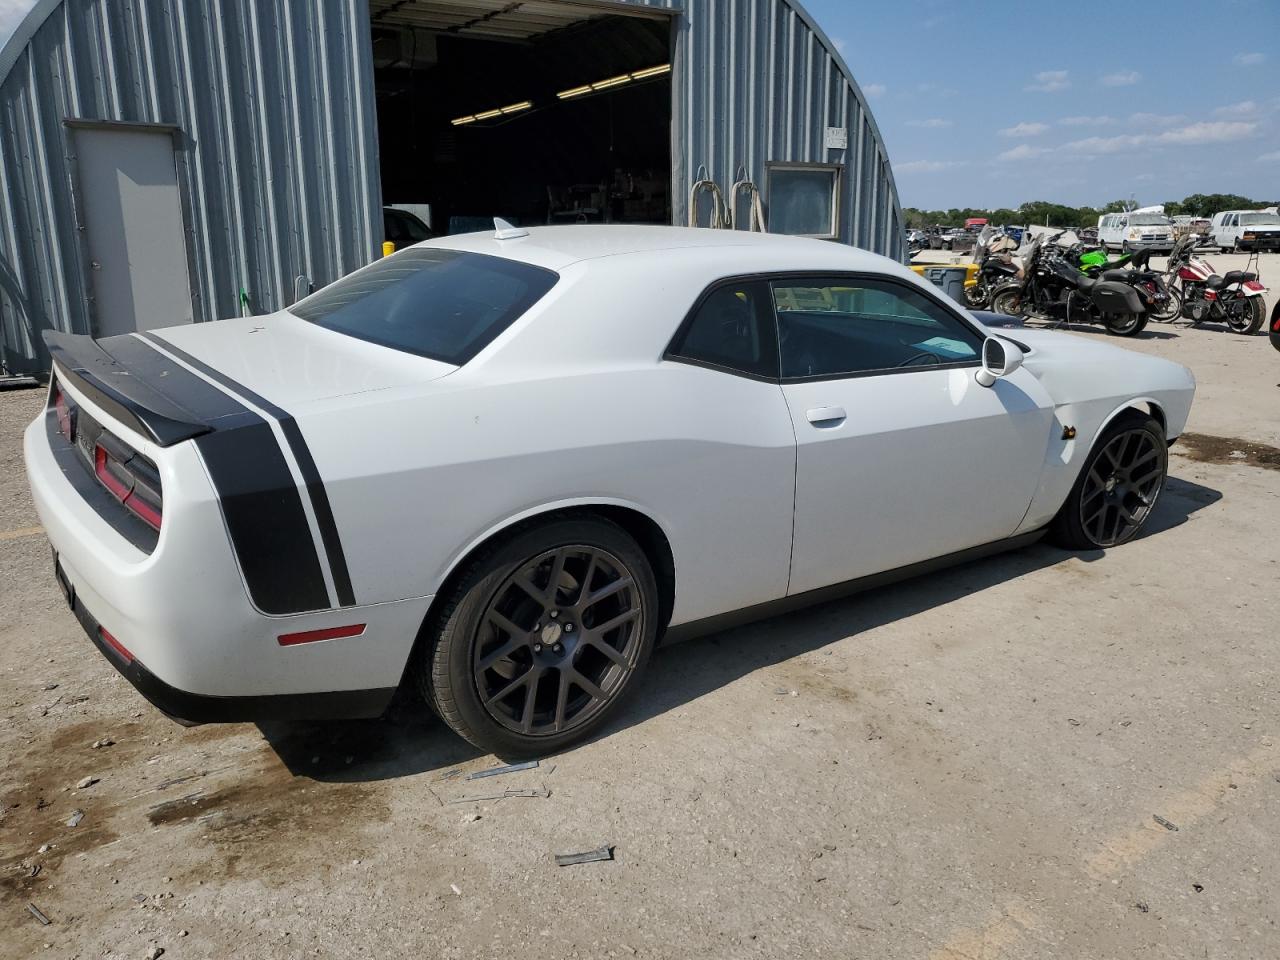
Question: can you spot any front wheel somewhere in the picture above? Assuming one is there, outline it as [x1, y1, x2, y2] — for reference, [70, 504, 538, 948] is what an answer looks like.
[990, 287, 1023, 317]
[417, 515, 659, 758]
[1226, 296, 1265, 335]
[1105, 312, 1148, 336]
[963, 281, 989, 309]
[1049, 410, 1168, 549]
[1150, 286, 1181, 322]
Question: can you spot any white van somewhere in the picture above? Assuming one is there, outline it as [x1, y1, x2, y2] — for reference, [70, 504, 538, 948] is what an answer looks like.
[1210, 210, 1280, 252]
[1096, 212, 1175, 253]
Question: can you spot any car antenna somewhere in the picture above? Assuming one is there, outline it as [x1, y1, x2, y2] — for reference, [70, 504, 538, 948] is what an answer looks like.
[493, 218, 529, 240]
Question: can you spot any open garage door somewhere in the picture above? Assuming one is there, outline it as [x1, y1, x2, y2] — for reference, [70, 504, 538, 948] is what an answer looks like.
[370, 0, 673, 241]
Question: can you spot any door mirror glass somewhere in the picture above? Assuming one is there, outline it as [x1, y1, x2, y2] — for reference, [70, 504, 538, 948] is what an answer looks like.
[976, 336, 1023, 386]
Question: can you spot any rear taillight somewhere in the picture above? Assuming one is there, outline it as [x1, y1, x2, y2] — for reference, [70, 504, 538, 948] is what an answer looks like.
[94, 442, 163, 531]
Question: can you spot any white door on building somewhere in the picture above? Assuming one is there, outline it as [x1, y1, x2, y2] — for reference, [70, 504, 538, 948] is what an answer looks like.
[73, 126, 194, 338]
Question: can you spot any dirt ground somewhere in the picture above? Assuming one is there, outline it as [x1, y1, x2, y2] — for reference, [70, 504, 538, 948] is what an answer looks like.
[2, 282, 1279, 959]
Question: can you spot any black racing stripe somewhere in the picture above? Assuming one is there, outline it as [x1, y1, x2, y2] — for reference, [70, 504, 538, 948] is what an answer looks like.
[139, 332, 357, 608]
[133, 333, 332, 615]
[276, 419, 357, 607]
[194, 425, 331, 615]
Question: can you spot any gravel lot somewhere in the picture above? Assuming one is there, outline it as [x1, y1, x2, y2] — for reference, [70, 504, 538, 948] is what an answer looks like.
[2, 283, 1278, 959]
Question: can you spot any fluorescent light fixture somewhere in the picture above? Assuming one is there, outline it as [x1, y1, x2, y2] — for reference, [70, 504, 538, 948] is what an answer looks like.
[450, 100, 534, 126]
[555, 64, 671, 100]
[591, 73, 631, 90]
[630, 64, 672, 80]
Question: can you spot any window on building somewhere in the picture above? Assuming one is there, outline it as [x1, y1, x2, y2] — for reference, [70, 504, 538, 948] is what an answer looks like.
[767, 164, 840, 239]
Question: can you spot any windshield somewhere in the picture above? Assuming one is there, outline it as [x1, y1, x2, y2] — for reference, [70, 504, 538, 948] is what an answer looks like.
[289, 248, 559, 364]
[1240, 213, 1280, 226]
[1128, 215, 1170, 226]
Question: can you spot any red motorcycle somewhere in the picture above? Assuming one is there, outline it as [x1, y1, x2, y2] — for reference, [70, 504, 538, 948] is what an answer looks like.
[1167, 236, 1268, 334]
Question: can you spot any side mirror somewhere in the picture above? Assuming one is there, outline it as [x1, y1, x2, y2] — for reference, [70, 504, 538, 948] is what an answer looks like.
[976, 336, 1023, 387]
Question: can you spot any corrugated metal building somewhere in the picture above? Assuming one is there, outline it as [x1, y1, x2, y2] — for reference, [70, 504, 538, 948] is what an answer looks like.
[0, 0, 903, 374]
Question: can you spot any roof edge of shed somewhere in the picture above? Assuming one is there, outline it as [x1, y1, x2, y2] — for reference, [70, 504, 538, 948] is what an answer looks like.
[0, 0, 62, 89]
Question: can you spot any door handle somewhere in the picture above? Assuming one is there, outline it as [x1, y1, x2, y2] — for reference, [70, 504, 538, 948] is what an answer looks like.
[806, 405, 846, 427]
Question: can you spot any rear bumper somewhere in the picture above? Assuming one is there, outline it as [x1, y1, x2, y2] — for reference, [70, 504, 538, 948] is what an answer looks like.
[1240, 236, 1280, 251]
[66, 573, 395, 723]
[25, 401, 433, 719]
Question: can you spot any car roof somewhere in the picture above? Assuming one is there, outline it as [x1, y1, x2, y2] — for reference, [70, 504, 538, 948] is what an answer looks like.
[420, 224, 892, 273]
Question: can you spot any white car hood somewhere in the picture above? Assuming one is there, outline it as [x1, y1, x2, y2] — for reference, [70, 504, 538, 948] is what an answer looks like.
[145, 310, 456, 408]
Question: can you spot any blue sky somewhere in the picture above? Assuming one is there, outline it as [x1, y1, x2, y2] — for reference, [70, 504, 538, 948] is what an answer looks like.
[807, 0, 1280, 209]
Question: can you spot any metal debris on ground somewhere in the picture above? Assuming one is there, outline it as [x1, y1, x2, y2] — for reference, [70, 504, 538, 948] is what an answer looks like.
[448, 786, 550, 804]
[28, 864, 41, 878]
[1153, 814, 1179, 831]
[450, 883, 462, 896]
[27, 902, 51, 925]
[555, 845, 614, 867]
[466, 759, 540, 780]
[66, 809, 84, 827]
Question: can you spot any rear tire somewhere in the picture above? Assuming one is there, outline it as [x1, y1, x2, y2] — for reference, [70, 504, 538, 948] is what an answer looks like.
[1049, 410, 1167, 550]
[990, 287, 1023, 317]
[1226, 296, 1265, 335]
[1105, 312, 1147, 336]
[416, 515, 659, 758]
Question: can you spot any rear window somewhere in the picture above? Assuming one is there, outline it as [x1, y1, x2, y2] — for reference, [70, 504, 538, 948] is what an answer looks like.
[289, 248, 558, 364]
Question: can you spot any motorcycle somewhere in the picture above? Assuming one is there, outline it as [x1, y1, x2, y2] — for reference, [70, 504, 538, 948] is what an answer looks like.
[989, 232, 1150, 336]
[963, 227, 1021, 310]
[1166, 236, 1268, 335]
[1071, 244, 1180, 322]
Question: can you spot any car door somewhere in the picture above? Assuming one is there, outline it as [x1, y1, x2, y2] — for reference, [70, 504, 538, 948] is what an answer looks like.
[772, 275, 1056, 596]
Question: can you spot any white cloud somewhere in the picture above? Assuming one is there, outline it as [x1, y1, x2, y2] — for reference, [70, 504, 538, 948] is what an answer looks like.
[1259, 150, 1280, 162]
[1025, 70, 1070, 93]
[999, 122, 1050, 137]
[1155, 121, 1256, 144]
[1100, 70, 1141, 86]
[905, 118, 954, 128]
[1063, 121, 1258, 156]
[1214, 100, 1258, 116]
[1234, 52, 1265, 66]
[1060, 115, 1116, 126]
[1129, 112, 1187, 126]
[997, 144, 1048, 162]
[1064, 134, 1146, 155]
[863, 83, 886, 98]
[896, 160, 966, 173]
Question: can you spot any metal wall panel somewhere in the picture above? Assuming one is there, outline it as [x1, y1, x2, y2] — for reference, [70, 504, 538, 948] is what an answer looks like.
[615, 0, 903, 260]
[0, 0, 902, 372]
[0, 0, 380, 372]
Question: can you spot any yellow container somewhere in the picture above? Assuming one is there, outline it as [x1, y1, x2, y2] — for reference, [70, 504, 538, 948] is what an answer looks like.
[911, 262, 980, 288]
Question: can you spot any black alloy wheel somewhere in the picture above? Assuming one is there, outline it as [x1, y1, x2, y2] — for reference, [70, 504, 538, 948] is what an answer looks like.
[1050, 411, 1167, 550]
[418, 516, 658, 758]
[473, 545, 643, 737]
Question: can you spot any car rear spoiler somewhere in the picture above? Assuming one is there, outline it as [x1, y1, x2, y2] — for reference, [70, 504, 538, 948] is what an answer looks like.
[43, 330, 213, 447]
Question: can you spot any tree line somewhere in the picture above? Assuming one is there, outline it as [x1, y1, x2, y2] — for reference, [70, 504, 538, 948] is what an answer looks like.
[903, 194, 1278, 229]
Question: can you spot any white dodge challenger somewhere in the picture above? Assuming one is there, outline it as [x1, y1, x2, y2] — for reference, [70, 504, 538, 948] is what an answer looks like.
[25, 225, 1195, 756]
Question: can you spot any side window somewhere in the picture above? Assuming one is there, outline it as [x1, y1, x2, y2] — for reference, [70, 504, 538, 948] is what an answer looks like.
[773, 277, 982, 380]
[667, 281, 779, 379]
